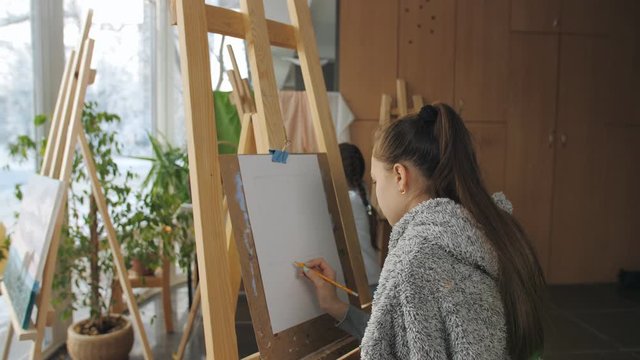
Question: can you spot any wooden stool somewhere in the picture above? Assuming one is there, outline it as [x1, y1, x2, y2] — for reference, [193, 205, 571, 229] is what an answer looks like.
[112, 257, 174, 332]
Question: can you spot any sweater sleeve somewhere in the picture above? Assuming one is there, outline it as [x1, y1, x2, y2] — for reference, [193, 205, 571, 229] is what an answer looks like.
[336, 304, 370, 342]
[399, 245, 506, 360]
[397, 261, 448, 359]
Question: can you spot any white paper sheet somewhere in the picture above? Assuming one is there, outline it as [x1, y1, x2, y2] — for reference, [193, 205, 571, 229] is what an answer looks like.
[238, 154, 347, 334]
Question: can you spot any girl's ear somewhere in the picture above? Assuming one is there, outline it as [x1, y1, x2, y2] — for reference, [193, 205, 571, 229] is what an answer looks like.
[392, 163, 409, 194]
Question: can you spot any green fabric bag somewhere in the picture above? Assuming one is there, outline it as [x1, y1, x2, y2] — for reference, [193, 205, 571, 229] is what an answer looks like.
[212, 91, 241, 154]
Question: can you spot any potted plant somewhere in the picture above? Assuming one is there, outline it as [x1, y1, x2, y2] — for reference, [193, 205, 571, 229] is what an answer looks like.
[0, 222, 9, 275]
[124, 134, 194, 277]
[6, 102, 136, 360]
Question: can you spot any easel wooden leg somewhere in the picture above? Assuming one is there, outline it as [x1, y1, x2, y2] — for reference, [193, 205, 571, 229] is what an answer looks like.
[77, 128, 153, 360]
[162, 259, 174, 333]
[173, 284, 201, 360]
[173, 111, 254, 356]
[396, 79, 408, 117]
[175, 0, 239, 357]
[412, 95, 424, 113]
[30, 332, 43, 360]
[2, 325, 13, 360]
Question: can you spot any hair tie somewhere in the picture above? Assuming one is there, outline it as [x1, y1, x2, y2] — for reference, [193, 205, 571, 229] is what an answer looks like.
[418, 105, 438, 123]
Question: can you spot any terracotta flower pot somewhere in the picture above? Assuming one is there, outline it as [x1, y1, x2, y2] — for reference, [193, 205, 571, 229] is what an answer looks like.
[131, 258, 155, 276]
[67, 315, 134, 360]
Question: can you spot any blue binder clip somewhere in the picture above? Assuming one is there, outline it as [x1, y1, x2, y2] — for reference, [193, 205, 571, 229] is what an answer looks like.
[269, 149, 289, 164]
[269, 140, 291, 164]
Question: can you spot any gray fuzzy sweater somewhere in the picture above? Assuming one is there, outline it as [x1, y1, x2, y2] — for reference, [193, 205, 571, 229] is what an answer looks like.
[338, 194, 512, 359]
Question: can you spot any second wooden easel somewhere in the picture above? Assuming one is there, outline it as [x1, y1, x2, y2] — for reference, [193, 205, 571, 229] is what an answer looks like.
[373, 79, 424, 264]
[1, 11, 153, 360]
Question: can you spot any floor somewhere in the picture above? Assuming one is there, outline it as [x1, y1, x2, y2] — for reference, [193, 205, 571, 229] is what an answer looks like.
[49, 285, 258, 360]
[46, 283, 640, 359]
[544, 284, 640, 359]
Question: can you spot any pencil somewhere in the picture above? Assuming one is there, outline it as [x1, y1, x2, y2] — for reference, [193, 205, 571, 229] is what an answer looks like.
[294, 261, 359, 297]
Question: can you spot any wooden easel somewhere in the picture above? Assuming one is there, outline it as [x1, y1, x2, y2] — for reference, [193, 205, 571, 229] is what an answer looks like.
[374, 79, 424, 264]
[227, 45, 256, 118]
[175, 42, 326, 359]
[173, 45, 258, 360]
[1, 11, 153, 360]
[378, 79, 424, 124]
[172, 0, 370, 358]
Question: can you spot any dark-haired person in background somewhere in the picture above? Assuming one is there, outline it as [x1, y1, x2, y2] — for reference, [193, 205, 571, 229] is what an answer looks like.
[339, 142, 381, 296]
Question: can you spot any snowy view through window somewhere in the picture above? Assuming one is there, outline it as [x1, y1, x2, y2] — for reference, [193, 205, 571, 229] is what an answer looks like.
[0, 0, 35, 227]
[0, 0, 249, 229]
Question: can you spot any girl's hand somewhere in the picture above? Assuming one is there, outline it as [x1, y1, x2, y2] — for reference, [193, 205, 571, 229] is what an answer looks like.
[300, 257, 349, 321]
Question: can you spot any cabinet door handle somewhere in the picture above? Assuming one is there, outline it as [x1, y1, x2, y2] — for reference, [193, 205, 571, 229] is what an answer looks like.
[553, 18, 559, 28]
[560, 133, 567, 147]
[548, 133, 555, 148]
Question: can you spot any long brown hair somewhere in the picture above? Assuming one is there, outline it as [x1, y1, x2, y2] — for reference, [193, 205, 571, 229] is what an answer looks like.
[339, 142, 379, 250]
[373, 103, 545, 359]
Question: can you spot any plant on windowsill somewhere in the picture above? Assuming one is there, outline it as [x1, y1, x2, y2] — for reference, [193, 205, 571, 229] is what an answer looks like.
[123, 133, 194, 279]
[6, 102, 136, 360]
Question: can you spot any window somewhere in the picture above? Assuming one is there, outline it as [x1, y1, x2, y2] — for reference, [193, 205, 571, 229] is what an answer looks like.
[0, 0, 34, 226]
[64, 0, 153, 157]
[0, 0, 338, 229]
[63, 0, 153, 212]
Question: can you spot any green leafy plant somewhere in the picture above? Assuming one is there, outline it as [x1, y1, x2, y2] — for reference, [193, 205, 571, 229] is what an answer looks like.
[125, 134, 193, 274]
[7, 102, 136, 334]
[0, 222, 9, 264]
[6, 103, 196, 335]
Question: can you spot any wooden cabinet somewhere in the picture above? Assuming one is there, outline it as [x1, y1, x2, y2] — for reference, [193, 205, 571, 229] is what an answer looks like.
[599, 2, 639, 126]
[398, 0, 455, 104]
[339, 0, 398, 119]
[506, 33, 640, 283]
[467, 123, 507, 193]
[599, 126, 640, 278]
[549, 35, 608, 283]
[511, 0, 611, 35]
[511, 0, 560, 33]
[560, 0, 609, 35]
[455, 0, 509, 122]
[505, 33, 559, 276]
[340, 0, 640, 284]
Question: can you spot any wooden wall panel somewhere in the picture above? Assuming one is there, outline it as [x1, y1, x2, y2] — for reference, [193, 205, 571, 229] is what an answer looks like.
[600, 1, 640, 126]
[636, 22, 640, 125]
[455, 0, 509, 122]
[467, 123, 507, 194]
[600, 126, 640, 279]
[560, 0, 610, 35]
[550, 35, 608, 283]
[398, 0, 455, 104]
[339, 0, 398, 119]
[636, 3, 640, 125]
[340, 0, 639, 285]
[505, 33, 559, 277]
[511, 0, 560, 33]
